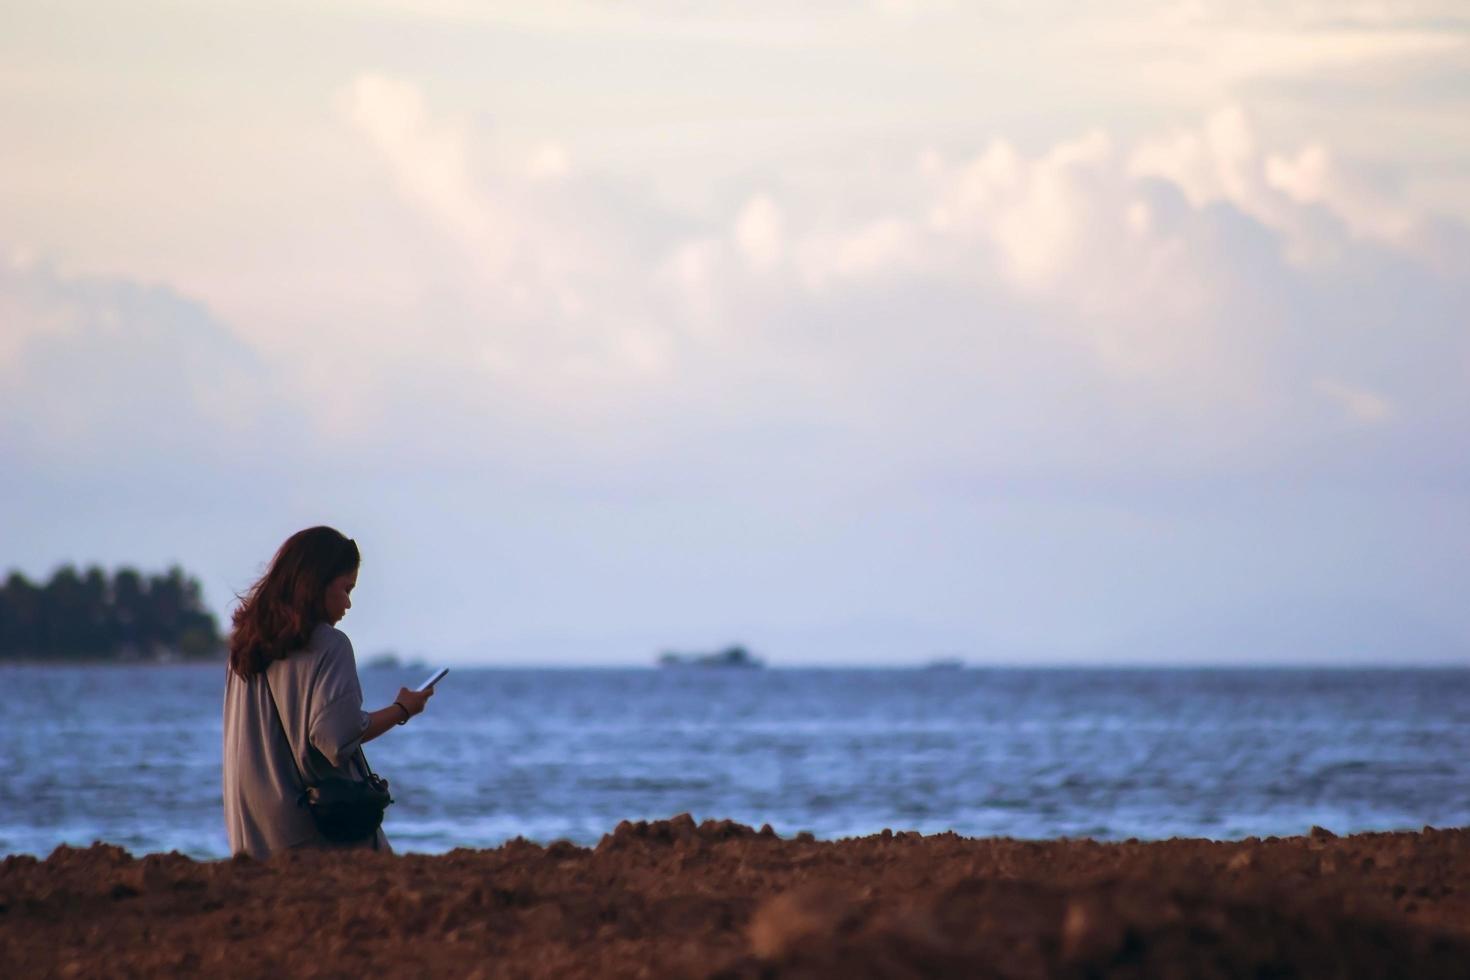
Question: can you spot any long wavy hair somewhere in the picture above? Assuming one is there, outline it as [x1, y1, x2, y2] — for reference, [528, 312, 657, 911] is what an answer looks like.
[228, 526, 360, 679]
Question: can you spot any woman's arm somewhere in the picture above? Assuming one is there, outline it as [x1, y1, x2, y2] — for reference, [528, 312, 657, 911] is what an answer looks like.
[361, 686, 433, 744]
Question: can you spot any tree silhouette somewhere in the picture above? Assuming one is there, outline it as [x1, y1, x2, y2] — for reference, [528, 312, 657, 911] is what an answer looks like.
[0, 566, 223, 661]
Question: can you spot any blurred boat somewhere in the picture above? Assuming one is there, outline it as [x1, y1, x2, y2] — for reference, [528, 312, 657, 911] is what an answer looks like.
[657, 645, 764, 669]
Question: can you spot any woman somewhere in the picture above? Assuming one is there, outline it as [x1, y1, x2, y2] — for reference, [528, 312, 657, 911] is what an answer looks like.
[222, 526, 433, 859]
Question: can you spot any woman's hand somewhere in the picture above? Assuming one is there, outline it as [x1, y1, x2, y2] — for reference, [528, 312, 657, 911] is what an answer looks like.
[362, 686, 436, 743]
[394, 686, 434, 720]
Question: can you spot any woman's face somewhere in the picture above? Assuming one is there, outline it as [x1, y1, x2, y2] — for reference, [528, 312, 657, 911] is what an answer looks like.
[324, 569, 357, 625]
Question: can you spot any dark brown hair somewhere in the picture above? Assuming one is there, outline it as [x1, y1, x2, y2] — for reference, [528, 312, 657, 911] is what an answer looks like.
[228, 526, 360, 679]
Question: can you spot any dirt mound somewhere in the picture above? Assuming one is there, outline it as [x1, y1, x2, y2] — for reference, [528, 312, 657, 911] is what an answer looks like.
[596, 813, 767, 851]
[3, 824, 1469, 978]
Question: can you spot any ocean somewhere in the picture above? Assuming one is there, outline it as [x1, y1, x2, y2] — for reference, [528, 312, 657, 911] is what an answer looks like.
[2, 664, 1467, 859]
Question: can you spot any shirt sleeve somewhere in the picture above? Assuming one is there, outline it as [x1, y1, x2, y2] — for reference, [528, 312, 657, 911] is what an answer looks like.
[308, 629, 371, 768]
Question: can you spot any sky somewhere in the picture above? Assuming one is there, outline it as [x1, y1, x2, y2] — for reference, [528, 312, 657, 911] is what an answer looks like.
[2, 0, 1468, 665]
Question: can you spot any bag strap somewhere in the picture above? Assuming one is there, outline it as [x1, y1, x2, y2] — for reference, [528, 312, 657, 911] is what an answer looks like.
[261, 662, 375, 791]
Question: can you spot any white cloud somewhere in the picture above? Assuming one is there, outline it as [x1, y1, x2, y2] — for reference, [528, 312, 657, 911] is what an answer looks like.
[315, 83, 1470, 475]
[797, 218, 922, 289]
[928, 131, 1115, 288]
[621, 105, 1468, 469]
[341, 74, 510, 270]
[733, 194, 785, 272]
[1264, 144, 1414, 245]
[1129, 106, 1258, 209]
[1084, 2, 1469, 108]
[1129, 106, 1438, 264]
[656, 236, 726, 331]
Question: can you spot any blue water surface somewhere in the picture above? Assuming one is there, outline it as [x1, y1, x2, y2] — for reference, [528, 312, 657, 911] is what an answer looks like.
[2, 665, 1467, 858]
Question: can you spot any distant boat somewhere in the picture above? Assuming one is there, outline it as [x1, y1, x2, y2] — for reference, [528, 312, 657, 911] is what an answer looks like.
[923, 657, 965, 670]
[365, 652, 428, 670]
[657, 645, 764, 669]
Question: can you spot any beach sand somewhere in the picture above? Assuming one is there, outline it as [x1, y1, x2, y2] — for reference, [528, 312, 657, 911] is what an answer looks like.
[4, 817, 1469, 978]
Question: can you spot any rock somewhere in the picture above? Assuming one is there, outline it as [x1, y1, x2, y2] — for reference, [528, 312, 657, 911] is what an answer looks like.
[747, 884, 855, 959]
[668, 813, 698, 841]
[697, 819, 756, 841]
[544, 840, 582, 860]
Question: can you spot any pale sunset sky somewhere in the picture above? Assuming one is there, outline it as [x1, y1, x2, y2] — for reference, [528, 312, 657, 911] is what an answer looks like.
[3, 1, 1468, 664]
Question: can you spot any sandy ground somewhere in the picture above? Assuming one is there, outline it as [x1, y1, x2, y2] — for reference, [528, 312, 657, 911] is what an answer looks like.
[4, 817, 1470, 978]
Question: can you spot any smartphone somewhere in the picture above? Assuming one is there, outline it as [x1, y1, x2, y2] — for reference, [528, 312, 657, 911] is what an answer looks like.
[416, 667, 449, 692]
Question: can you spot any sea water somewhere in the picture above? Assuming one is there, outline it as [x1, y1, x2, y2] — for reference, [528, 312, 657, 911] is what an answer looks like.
[2, 665, 1467, 859]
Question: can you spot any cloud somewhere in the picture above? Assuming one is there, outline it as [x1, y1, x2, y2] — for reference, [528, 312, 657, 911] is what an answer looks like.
[1128, 106, 1457, 268]
[311, 81, 1470, 495]
[797, 217, 924, 289]
[14, 87, 1462, 507]
[621, 106, 1470, 487]
[0, 257, 291, 466]
[1079, 1, 1470, 105]
[341, 74, 510, 270]
[921, 131, 1117, 288]
[733, 194, 785, 272]
[1264, 144, 1415, 245]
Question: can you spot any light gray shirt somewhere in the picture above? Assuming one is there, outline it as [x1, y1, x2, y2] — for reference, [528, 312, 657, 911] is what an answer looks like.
[221, 623, 390, 859]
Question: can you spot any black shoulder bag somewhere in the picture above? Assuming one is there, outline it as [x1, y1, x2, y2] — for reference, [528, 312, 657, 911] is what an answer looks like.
[263, 670, 394, 843]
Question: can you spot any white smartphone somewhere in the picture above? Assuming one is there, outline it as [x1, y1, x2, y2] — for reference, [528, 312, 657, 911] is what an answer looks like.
[416, 667, 449, 692]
